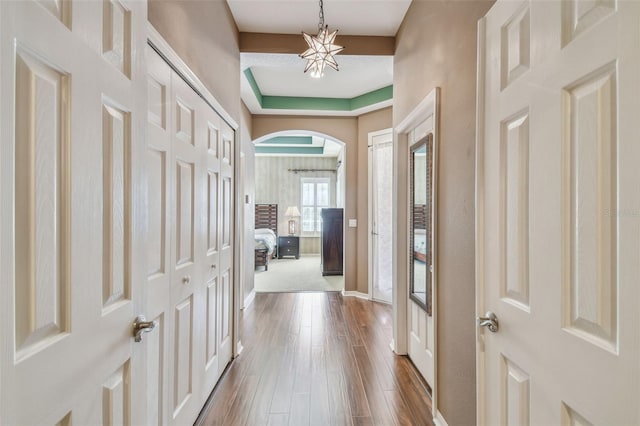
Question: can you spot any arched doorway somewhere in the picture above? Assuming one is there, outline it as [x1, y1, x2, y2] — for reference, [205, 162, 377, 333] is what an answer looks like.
[251, 130, 347, 293]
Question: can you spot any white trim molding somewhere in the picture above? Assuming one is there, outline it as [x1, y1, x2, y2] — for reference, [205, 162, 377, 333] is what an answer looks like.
[243, 289, 256, 310]
[434, 410, 449, 426]
[341, 290, 370, 300]
[475, 16, 488, 426]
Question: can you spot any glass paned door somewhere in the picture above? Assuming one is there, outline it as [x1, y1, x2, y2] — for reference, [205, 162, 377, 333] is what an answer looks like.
[370, 133, 393, 303]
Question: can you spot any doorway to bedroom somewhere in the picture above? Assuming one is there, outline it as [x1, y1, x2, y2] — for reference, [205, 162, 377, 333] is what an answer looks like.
[252, 133, 346, 293]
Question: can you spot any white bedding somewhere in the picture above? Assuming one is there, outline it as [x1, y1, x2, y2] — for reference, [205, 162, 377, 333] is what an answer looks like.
[255, 228, 277, 255]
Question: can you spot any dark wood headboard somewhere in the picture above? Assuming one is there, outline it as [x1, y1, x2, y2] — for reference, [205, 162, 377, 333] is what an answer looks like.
[255, 204, 278, 235]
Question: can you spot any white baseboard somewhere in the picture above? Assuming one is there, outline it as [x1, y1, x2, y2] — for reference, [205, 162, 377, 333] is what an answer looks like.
[341, 290, 370, 300]
[389, 338, 395, 353]
[434, 410, 449, 426]
[243, 289, 255, 310]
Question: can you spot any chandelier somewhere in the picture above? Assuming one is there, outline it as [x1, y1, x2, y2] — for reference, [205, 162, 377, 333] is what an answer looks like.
[299, 0, 344, 78]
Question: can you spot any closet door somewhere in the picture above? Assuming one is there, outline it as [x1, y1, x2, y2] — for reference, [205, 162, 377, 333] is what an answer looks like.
[145, 45, 235, 425]
[218, 122, 235, 367]
[200, 101, 222, 394]
[169, 71, 205, 425]
[145, 46, 172, 425]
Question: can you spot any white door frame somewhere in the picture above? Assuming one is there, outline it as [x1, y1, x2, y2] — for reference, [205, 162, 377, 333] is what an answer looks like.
[393, 87, 440, 420]
[368, 128, 393, 303]
[475, 17, 488, 425]
[146, 24, 243, 358]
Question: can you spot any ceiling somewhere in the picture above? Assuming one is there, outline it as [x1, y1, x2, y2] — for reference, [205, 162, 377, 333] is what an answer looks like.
[226, 0, 412, 36]
[227, 0, 411, 117]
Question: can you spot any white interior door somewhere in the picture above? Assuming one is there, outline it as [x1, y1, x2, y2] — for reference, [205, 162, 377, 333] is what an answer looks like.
[369, 130, 393, 303]
[146, 44, 234, 426]
[478, 1, 640, 424]
[0, 1, 147, 424]
[402, 110, 438, 391]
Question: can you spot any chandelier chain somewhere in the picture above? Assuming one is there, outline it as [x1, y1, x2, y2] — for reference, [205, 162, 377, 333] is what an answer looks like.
[318, 0, 325, 31]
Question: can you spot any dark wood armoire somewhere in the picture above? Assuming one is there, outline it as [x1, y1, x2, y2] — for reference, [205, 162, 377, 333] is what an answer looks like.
[321, 208, 343, 276]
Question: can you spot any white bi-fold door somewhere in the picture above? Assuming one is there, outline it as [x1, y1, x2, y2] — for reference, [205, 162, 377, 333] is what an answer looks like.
[477, 0, 640, 424]
[146, 45, 234, 425]
[0, 0, 148, 424]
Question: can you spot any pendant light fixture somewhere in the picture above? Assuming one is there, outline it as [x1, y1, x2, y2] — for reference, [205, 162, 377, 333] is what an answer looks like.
[300, 0, 344, 78]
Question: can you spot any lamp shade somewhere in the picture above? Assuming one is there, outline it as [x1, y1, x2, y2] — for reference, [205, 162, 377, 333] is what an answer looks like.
[285, 206, 301, 217]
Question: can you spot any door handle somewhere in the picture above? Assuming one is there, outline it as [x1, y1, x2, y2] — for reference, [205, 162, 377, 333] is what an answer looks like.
[133, 315, 158, 342]
[477, 311, 499, 333]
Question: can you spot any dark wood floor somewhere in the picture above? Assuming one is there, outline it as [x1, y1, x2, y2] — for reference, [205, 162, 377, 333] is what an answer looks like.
[197, 292, 434, 426]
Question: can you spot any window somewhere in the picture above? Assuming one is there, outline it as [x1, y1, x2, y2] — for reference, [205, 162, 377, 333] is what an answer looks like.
[301, 177, 330, 234]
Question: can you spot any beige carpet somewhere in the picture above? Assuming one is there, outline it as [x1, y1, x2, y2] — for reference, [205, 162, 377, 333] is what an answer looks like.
[254, 255, 344, 293]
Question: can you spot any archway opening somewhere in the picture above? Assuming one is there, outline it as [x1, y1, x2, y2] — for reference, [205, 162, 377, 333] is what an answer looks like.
[251, 130, 346, 294]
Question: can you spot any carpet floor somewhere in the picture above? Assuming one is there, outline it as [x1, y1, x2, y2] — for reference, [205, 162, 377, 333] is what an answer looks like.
[254, 255, 344, 293]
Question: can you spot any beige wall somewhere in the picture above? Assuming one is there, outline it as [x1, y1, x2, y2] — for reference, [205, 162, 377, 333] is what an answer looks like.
[241, 103, 255, 304]
[356, 108, 393, 294]
[148, 0, 241, 123]
[394, 1, 494, 425]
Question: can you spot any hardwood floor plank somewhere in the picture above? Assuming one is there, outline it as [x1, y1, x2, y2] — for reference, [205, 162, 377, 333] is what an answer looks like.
[268, 413, 289, 426]
[327, 372, 354, 426]
[384, 390, 420, 426]
[220, 374, 261, 426]
[336, 335, 371, 417]
[352, 345, 396, 426]
[245, 345, 286, 425]
[293, 324, 312, 393]
[268, 335, 298, 413]
[352, 416, 375, 426]
[309, 346, 331, 425]
[198, 292, 434, 426]
[288, 392, 310, 426]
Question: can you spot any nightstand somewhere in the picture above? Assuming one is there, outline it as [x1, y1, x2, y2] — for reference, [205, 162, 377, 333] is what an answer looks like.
[278, 235, 300, 259]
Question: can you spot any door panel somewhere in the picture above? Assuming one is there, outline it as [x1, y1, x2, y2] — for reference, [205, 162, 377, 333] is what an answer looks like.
[14, 46, 70, 357]
[173, 296, 194, 416]
[1, 1, 147, 424]
[369, 132, 393, 304]
[169, 72, 202, 425]
[146, 46, 234, 425]
[478, 1, 640, 424]
[405, 122, 435, 390]
[146, 45, 172, 426]
[218, 123, 234, 364]
[102, 102, 130, 309]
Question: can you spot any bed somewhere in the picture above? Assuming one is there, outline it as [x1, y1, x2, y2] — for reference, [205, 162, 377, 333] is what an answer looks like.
[254, 204, 278, 270]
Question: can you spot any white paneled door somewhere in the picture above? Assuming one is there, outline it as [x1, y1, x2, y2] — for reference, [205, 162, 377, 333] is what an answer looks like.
[478, 1, 640, 424]
[146, 46, 234, 425]
[0, 1, 147, 424]
[369, 130, 393, 304]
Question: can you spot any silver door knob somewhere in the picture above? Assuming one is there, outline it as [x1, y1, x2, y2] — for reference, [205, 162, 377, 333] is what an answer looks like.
[477, 311, 499, 333]
[182, 275, 191, 284]
[133, 315, 158, 342]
